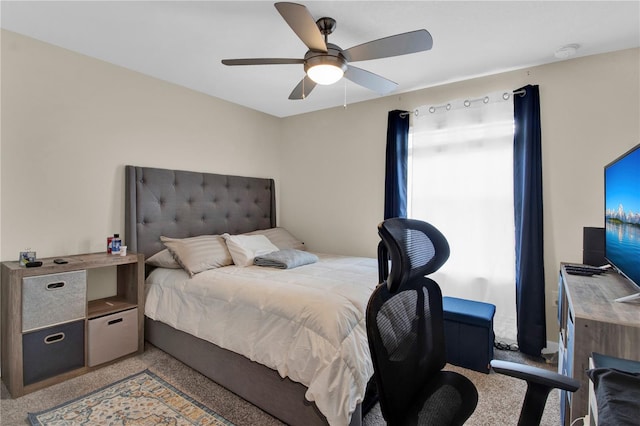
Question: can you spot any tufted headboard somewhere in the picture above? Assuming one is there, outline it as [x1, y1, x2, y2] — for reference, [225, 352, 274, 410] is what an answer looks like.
[125, 165, 276, 261]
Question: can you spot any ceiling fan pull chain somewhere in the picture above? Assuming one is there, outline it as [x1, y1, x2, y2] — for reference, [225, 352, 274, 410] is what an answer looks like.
[343, 80, 348, 109]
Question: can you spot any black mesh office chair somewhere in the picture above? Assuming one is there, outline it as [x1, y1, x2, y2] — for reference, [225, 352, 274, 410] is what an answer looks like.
[367, 218, 580, 426]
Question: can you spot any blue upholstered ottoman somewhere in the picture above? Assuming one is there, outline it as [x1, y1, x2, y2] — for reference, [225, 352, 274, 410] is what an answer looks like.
[442, 296, 496, 374]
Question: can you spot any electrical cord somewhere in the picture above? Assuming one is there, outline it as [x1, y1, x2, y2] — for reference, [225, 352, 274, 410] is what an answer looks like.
[570, 416, 587, 426]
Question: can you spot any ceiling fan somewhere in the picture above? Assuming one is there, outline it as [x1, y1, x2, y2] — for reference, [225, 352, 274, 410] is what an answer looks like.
[221, 2, 433, 100]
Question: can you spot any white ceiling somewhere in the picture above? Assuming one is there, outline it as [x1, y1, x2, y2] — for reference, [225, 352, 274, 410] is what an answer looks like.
[2, 1, 639, 118]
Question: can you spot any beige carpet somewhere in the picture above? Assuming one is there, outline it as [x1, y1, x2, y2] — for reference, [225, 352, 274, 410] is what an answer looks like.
[1, 344, 559, 425]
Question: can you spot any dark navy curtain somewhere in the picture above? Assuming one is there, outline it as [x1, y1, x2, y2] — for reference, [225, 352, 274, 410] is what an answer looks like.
[513, 85, 546, 357]
[384, 110, 409, 219]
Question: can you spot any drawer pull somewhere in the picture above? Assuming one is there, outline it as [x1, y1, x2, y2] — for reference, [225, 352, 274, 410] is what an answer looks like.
[108, 318, 123, 326]
[44, 332, 65, 344]
[46, 281, 66, 290]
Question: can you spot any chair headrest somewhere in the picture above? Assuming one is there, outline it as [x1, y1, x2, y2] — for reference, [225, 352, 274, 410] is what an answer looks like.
[378, 218, 450, 293]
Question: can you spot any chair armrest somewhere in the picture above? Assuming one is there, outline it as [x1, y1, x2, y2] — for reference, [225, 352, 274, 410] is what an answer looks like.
[490, 360, 580, 392]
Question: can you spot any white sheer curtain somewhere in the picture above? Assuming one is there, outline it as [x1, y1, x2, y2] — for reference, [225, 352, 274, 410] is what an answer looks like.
[409, 91, 517, 342]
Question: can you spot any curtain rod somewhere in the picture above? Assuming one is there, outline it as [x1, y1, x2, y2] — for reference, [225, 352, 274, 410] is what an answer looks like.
[399, 88, 526, 118]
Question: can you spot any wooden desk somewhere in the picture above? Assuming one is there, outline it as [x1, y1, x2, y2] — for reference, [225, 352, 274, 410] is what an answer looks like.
[558, 265, 640, 425]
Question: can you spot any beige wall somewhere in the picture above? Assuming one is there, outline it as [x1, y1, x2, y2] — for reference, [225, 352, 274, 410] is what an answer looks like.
[281, 48, 640, 341]
[1, 30, 283, 259]
[2, 28, 639, 343]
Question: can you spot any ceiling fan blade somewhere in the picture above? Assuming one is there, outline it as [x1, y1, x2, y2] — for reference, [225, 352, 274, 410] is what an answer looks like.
[222, 58, 305, 66]
[344, 29, 433, 62]
[275, 2, 327, 52]
[288, 75, 317, 100]
[345, 66, 397, 95]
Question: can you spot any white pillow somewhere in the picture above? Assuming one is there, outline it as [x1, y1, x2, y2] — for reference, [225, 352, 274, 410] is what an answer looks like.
[161, 235, 232, 277]
[222, 233, 279, 267]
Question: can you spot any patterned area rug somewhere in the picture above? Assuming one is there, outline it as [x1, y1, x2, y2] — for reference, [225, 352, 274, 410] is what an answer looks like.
[28, 370, 234, 426]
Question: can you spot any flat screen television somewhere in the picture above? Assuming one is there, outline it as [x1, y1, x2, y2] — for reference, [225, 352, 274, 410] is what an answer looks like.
[604, 143, 640, 302]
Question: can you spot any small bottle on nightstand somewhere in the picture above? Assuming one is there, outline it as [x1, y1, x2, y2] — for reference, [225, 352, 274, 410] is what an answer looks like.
[111, 234, 121, 255]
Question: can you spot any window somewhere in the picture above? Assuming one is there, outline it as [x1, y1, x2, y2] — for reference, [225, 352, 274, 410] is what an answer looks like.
[409, 92, 516, 341]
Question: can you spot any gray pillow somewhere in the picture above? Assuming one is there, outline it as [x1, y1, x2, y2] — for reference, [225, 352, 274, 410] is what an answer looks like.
[243, 227, 306, 251]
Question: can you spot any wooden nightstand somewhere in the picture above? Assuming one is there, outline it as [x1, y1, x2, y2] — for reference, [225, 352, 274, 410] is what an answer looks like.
[1, 252, 145, 397]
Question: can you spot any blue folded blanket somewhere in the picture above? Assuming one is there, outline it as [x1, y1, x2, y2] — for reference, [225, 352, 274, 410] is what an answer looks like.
[254, 249, 318, 269]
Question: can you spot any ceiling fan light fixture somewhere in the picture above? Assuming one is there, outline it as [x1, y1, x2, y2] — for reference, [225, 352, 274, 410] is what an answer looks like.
[305, 54, 347, 85]
[308, 64, 344, 85]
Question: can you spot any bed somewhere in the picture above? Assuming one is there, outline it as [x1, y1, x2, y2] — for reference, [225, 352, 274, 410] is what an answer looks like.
[124, 165, 378, 426]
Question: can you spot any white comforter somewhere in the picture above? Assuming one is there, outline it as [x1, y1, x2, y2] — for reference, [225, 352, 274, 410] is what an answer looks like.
[145, 253, 377, 426]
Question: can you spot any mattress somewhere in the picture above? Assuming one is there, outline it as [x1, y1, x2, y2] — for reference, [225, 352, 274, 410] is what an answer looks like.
[145, 253, 377, 426]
